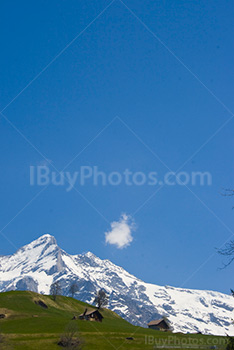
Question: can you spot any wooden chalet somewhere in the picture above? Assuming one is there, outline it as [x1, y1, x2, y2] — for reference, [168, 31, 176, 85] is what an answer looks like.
[79, 308, 103, 322]
[147, 318, 170, 331]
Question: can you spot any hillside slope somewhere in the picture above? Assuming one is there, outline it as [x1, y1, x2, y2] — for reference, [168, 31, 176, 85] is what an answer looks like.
[0, 234, 234, 335]
[0, 291, 228, 350]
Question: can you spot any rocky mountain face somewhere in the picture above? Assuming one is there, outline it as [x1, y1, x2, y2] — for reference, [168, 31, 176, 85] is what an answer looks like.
[0, 234, 234, 335]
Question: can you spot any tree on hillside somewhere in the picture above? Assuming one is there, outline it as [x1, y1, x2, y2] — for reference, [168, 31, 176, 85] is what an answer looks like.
[231, 289, 234, 297]
[226, 336, 234, 350]
[58, 322, 83, 349]
[69, 282, 79, 298]
[93, 290, 108, 309]
[50, 281, 62, 301]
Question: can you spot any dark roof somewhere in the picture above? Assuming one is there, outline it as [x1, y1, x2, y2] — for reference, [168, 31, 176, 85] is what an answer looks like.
[147, 319, 169, 327]
[79, 309, 103, 317]
[85, 309, 100, 316]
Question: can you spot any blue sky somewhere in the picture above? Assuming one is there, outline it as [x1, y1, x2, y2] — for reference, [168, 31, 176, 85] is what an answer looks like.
[0, 0, 234, 294]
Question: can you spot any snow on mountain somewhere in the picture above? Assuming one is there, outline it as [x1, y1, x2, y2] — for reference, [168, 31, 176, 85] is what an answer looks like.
[0, 234, 234, 335]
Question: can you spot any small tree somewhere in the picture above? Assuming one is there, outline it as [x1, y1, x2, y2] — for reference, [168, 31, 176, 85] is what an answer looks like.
[69, 282, 79, 298]
[59, 322, 83, 349]
[93, 289, 108, 309]
[226, 336, 234, 350]
[50, 281, 62, 301]
[231, 289, 234, 297]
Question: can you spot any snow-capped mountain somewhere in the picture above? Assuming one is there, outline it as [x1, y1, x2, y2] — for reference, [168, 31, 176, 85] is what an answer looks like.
[0, 234, 233, 335]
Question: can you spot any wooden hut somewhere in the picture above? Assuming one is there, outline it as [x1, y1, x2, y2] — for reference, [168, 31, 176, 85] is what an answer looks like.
[79, 308, 103, 322]
[147, 318, 170, 331]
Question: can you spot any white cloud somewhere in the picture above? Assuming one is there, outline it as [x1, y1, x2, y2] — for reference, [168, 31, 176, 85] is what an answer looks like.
[105, 214, 135, 249]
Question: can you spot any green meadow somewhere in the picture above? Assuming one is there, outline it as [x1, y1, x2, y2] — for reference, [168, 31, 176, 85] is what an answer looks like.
[0, 291, 228, 350]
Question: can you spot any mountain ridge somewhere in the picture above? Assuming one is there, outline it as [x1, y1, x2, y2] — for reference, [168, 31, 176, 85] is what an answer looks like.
[0, 233, 234, 336]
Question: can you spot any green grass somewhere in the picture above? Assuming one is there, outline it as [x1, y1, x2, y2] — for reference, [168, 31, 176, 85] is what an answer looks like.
[0, 291, 228, 350]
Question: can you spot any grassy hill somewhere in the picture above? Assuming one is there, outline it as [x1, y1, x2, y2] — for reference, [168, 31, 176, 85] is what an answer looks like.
[0, 291, 228, 350]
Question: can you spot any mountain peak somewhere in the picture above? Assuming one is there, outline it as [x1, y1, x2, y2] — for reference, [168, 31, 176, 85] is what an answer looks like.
[1, 235, 234, 336]
[38, 233, 56, 241]
[15, 233, 58, 257]
[84, 251, 97, 258]
[32, 233, 57, 246]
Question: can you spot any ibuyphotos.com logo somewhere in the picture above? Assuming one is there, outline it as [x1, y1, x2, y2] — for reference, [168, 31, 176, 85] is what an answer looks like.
[145, 335, 227, 349]
[29, 166, 212, 192]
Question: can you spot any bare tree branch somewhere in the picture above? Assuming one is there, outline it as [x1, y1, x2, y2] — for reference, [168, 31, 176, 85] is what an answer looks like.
[221, 188, 234, 197]
[218, 241, 234, 268]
